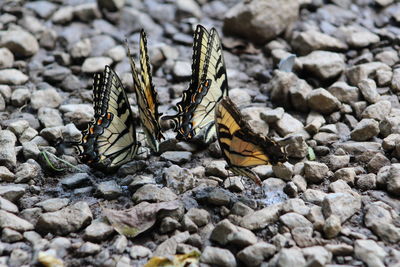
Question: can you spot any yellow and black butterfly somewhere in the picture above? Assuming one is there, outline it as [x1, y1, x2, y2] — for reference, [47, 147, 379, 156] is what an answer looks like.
[215, 96, 287, 185]
[77, 65, 140, 169]
[163, 25, 228, 143]
[127, 30, 164, 152]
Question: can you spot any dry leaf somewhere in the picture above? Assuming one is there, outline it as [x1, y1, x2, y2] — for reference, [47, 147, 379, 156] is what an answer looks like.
[144, 250, 200, 267]
[103, 200, 181, 238]
[38, 251, 64, 267]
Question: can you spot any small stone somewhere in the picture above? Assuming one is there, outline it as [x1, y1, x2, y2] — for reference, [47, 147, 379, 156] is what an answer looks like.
[237, 242, 276, 266]
[367, 153, 390, 173]
[153, 231, 190, 257]
[0, 196, 18, 213]
[163, 163, 194, 186]
[70, 38, 91, 59]
[272, 162, 294, 181]
[350, 119, 380, 141]
[223, 0, 300, 44]
[2, 228, 23, 243]
[387, 164, 400, 195]
[240, 204, 281, 230]
[98, 0, 125, 12]
[176, 0, 202, 17]
[96, 180, 122, 200]
[73, 3, 101, 22]
[38, 107, 63, 128]
[302, 189, 327, 205]
[307, 88, 340, 114]
[0, 69, 29, 85]
[82, 57, 113, 73]
[36, 201, 93, 235]
[223, 176, 245, 192]
[341, 26, 380, 48]
[19, 127, 38, 143]
[130, 245, 152, 259]
[289, 79, 313, 112]
[323, 215, 341, 239]
[20, 207, 42, 225]
[0, 166, 14, 182]
[0, 48, 14, 69]
[374, 0, 393, 6]
[11, 88, 30, 106]
[275, 113, 304, 136]
[325, 243, 353, 256]
[83, 221, 114, 242]
[1, 29, 39, 57]
[112, 235, 127, 254]
[365, 202, 400, 243]
[307, 206, 324, 230]
[9, 249, 30, 266]
[161, 217, 181, 233]
[354, 240, 386, 267]
[362, 100, 391, 121]
[358, 79, 380, 103]
[322, 193, 361, 223]
[207, 188, 231, 206]
[61, 173, 91, 189]
[302, 246, 332, 267]
[276, 247, 306, 267]
[160, 151, 192, 164]
[391, 68, 400, 92]
[304, 161, 329, 183]
[200, 246, 237, 267]
[282, 199, 309, 216]
[327, 81, 359, 104]
[260, 107, 285, 123]
[106, 45, 125, 62]
[291, 30, 347, 55]
[35, 198, 69, 212]
[334, 168, 356, 184]
[299, 51, 345, 79]
[0, 210, 34, 231]
[186, 208, 210, 227]
[380, 116, 400, 137]
[280, 212, 313, 229]
[77, 242, 101, 256]
[51, 6, 74, 24]
[172, 61, 191, 81]
[132, 184, 177, 203]
[231, 202, 253, 217]
[346, 62, 391, 86]
[383, 134, 400, 150]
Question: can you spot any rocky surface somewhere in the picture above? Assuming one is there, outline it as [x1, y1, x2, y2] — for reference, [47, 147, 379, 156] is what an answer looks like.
[0, 0, 399, 266]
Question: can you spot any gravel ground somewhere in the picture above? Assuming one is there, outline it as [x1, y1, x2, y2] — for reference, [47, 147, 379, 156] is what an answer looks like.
[0, 0, 400, 266]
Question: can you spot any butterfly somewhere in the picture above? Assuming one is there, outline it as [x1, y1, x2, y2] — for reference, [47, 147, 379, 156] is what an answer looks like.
[77, 65, 140, 169]
[127, 29, 164, 152]
[162, 25, 228, 143]
[215, 96, 287, 185]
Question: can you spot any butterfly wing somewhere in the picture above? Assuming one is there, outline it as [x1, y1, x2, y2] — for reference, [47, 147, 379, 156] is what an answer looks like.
[78, 66, 140, 168]
[163, 25, 228, 143]
[127, 30, 164, 152]
[189, 27, 228, 142]
[215, 96, 287, 185]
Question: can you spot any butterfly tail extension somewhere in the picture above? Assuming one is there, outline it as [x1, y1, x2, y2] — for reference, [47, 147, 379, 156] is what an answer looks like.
[229, 166, 262, 186]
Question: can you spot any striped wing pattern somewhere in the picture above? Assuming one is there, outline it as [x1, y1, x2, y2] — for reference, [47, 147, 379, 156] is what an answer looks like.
[215, 96, 287, 185]
[163, 25, 228, 143]
[128, 30, 164, 152]
[78, 66, 140, 168]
